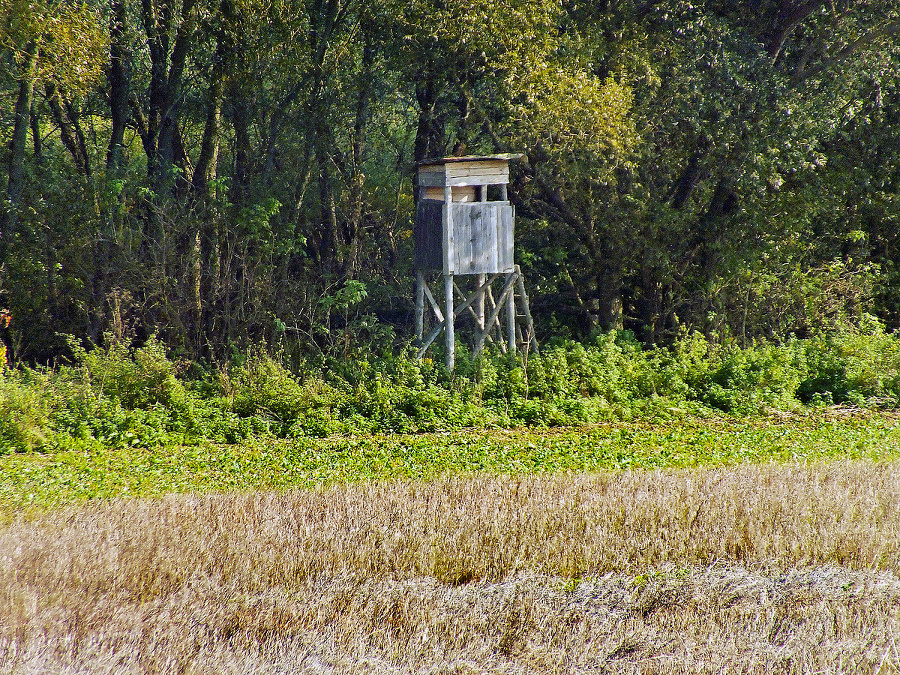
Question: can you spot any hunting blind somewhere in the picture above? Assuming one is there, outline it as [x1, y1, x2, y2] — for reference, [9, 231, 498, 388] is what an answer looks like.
[413, 154, 537, 369]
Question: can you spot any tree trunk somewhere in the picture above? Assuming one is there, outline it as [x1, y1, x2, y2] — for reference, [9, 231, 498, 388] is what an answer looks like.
[106, 0, 130, 180]
[344, 32, 374, 276]
[139, 0, 197, 266]
[596, 272, 623, 333]
[414, 70, 442, 168]
[45, 84, 89, 178]
[2, 41, 38, 261]
[190, 6, 230, 356]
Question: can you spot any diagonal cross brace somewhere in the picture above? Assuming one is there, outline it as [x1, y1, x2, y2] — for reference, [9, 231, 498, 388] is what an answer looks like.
[416, 273, 502, 359]
[473, 272, 517, 355]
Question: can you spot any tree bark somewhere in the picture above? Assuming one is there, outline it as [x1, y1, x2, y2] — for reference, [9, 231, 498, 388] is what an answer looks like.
[140, 0, 198, 190]
[596, 266, 623, 333]
[190, 0, 233, 356]
[45, 84, 92, 179]
[2, 41, 38, 263]
[344, 32, 375, 276]
[106, 0, 130, 179]
[765, 0, 825, 64]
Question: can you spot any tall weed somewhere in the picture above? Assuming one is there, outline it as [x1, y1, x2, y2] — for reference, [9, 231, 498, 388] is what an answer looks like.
[800, 316, 900, 405]
[2, 323, 900, 452]
[0, 368, 53, 452]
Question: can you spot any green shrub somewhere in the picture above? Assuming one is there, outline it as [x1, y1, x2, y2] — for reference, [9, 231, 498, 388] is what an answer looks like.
[702, 341, 806, 414]
[3, 326, 900, 454]
[78, 334, 187, 410]
[230, 353, 345, 435]
[0, 368, 54, 453]
[800, 317, 900, 406]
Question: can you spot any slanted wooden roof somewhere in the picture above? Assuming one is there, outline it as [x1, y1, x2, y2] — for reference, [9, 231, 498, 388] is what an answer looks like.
[416, 154, 523, 188]
[415, 153, 524, 167]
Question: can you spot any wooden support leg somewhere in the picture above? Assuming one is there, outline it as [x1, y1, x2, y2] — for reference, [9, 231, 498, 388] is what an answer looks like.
[485, 285, 506, 354]
[423, 279, 444, 322]
[515, 265, 539, 354]
[476, 273, 485, 332]
[506, 272, 516, 354]
[445, 273, 455, 370]
[475, 274, 517, 356]
[415, 270, 425, 344]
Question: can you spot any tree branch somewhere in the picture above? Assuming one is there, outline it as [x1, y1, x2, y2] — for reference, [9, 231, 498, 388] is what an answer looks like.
[792, 20, 900, 86]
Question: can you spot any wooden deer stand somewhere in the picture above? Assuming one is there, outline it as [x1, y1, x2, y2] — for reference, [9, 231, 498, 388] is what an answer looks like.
[413, 154, 537, 369]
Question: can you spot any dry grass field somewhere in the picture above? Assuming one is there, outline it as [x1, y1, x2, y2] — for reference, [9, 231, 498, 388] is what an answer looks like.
[2, 460, 899, 673]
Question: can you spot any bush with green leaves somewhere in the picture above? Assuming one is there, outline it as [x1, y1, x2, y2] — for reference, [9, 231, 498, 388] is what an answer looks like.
[74, 334, 187, 410]
[799, 316, 900, 406]
[0, 367, 55, 453]
[2, 322, 900, 453]
[699, 341, 807, 414]
[228, 352, 347, 436]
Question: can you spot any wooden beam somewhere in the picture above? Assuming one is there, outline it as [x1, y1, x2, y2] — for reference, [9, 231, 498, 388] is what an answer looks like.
[445, 274, 455, 370]
[506, 271, 516, 354]
[443, 181, 454, 369]
[515, 265, 539, 354]
[415, 270, 425, 342]
[442, 183, 452, 275]
[474, 273, 517, 356]
[484, 284, 506, 353]
[476, 273, 485, 331]
[422, 278, 444, 322]
[482, 278, 507, 352]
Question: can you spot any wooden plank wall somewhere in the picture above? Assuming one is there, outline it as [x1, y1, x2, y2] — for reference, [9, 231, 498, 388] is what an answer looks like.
[422, 186, 476, 201]
[414, 200, 444, 270]
[450, 203, 515, 274]
[415, 201, 514, 274]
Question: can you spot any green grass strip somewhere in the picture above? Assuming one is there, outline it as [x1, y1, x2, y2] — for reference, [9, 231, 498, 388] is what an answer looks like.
[2, 413, 899, 515]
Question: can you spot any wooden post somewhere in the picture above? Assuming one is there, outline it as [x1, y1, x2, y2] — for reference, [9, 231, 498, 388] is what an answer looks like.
[515, 265, 538, 354]
[501, 184, 512, 353]
[485, 285, 506, 353]
[477, 181, 486, 349]
[423, 281, 444, 322]
[474, 273, 517, 355]
[506, 271, 516, 354]
[415, 270, 425, 343]
[445, 273, 455, 369]
[476, 273, 485, 333]
[443, 182, 454, 369]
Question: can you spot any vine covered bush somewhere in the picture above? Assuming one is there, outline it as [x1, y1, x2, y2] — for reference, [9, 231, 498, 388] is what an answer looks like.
[1, 320, 899, 454]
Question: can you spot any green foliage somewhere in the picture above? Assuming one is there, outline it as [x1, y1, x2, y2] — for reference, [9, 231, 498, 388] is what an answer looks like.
[799, 317, 900, 407]
[3, 415, 899, 513]
[76, 334, 186, 410]
[0, 368, 53, 452]
[701, 341, 806, 414]
[228, 352, 346, 437]
[2, 326, 900, 457]
[0, 0, 108, 95]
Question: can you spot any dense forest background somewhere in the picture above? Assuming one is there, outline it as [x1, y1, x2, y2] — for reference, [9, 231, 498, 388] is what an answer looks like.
[2, 0, 899, 364]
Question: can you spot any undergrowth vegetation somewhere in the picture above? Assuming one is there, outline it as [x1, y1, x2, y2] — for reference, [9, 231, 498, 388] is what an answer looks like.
[2, 416, 899, 514]
[2, 319, 900, 454]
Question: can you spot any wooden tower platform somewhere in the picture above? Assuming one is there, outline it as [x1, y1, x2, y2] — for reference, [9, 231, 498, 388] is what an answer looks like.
[413, 154, 537, 369]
